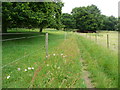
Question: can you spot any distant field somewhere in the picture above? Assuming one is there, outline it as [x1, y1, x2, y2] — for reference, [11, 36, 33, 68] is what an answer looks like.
[2, 28, 118, 88]
[78, 31, 118, 53]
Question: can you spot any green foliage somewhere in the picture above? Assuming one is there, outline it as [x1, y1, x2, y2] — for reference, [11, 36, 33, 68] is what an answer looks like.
[61, 13, 76, 30]
[71, 5, 102, 32]
[61, 4, 118, 32]
[2, 2, 64, 32]
[101, 15, 118, 30]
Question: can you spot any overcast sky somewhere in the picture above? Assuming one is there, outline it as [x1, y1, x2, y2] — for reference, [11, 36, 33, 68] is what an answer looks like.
[62, 0, 119, 17]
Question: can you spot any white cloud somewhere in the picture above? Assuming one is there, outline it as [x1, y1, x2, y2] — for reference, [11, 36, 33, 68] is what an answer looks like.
[62, 0, 119, 17]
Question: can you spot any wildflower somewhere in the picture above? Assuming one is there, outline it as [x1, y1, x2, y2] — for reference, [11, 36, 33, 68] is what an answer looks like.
[46, 56, 48, 58]
[47, 64, 49, 66]
[17, 68, 21, 71]
[31, 67, 34, 70]
[61, 53, 63, 56]
[53, 54, 56, 56]
[7, 75, 10, 79]
[24, 69, 27, 71]
[28, 67, 31, 70]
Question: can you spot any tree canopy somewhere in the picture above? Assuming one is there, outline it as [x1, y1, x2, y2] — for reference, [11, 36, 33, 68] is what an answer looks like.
[61, 4, 118, 32]
[61, 13, 76, 30]
[2, 3, 118, 33]
[2, 2, 64, 32]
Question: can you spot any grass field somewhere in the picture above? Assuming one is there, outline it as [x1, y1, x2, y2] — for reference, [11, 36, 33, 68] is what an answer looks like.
[2, 28, 118, 88]
[78, 31, 118, 53]
[76, 35, 118, 88]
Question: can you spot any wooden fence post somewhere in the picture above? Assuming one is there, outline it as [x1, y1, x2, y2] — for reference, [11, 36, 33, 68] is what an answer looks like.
[95, 34, 97, 43]
[107, 34, 109, 48]
[45, 33, 48, 57]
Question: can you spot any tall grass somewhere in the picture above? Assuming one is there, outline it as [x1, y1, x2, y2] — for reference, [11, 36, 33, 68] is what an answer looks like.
[30, 34, 86, 88]
[76, 35, 118, 88]
[2, 29, 85, 88]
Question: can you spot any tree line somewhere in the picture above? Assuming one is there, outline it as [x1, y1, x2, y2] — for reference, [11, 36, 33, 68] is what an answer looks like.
[2, 2, 119, 33]
[61, 5, 119, 32]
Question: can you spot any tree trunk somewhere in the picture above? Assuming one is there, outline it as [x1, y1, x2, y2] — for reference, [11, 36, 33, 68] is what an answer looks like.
[2, 18, 7, 33]
[39, 28, 43, 32]
[2, 24, 7, 33]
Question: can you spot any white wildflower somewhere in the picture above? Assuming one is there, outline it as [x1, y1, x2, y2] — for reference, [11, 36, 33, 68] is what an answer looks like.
[47, 64, 49, 66]
[28, 67, 31, 70]
[24, 69, 27, 71]
[53, 54, 56, 56]
[61, 53, 63, 56]
[17, 68, 21, 71]
[31, 67, 34, 70]
[7, 75, 10, 79]
[46, 56, 48, 58]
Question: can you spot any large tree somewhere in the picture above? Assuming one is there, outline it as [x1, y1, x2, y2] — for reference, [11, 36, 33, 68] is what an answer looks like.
[101, 15, 117, 30]
[2, 2, 63, 33]
[61, 13, 76, 30]
[71, 5, 102, 32]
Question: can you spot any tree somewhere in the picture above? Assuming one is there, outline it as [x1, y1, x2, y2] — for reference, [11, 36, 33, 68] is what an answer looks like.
[2, 1, 64, 32]
[61, 13, 76, 30]
[71, 5, 102, 32]
[2, 2, 13, 32]
[54, 2, 64, 30]
[101, 15, 117, 30]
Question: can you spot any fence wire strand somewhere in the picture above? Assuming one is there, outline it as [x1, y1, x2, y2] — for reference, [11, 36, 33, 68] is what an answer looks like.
[2, 34, 43, 68]
[1, 35, 43, 42]
[2, 49, 40, 68]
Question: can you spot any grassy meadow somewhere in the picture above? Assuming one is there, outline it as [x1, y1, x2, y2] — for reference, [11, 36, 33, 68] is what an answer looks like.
[78, 31, 118, 53]
[2, 28, 118, 88]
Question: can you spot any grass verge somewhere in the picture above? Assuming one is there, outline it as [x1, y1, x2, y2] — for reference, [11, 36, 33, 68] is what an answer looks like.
[76, 34, 118, 88]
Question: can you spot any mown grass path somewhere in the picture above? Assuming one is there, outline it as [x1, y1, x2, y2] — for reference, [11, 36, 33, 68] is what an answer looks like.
[80, 58, 94, 88]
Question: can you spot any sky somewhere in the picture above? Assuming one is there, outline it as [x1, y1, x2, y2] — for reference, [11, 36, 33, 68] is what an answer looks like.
[62, 0, 119, 17]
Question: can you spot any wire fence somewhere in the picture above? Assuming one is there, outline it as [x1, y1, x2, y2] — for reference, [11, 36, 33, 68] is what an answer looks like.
[2, 33, 45, 67]
[2, 31, 69, 88]
[2, 49, 40, 68]
[77, 32, 118, 52]
[2, 31, 67, 69]
[1, 35, 43, 42]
